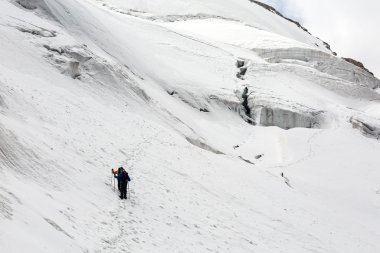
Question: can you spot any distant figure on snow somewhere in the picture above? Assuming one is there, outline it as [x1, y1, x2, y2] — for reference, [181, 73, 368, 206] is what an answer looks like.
[112, 167, 124, 192]
[113, 167, 131, 199]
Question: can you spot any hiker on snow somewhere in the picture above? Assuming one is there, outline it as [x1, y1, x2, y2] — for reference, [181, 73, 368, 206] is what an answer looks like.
[113, 167, 131, 199]
[112, 167, 124, 192]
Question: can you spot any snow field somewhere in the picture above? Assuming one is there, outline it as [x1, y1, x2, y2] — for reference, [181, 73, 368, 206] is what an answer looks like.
[0, 0, 379, 252]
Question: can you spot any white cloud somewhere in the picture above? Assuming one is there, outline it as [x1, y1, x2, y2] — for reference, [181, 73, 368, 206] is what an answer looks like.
[261, 0, 380, 77]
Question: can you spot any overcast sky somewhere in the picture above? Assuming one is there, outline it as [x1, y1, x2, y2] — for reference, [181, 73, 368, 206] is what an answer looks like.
[262, 0, 380, 77]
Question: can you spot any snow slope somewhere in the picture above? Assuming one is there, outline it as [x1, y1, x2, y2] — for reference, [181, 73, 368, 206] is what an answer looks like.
[0, 0, 380, 252]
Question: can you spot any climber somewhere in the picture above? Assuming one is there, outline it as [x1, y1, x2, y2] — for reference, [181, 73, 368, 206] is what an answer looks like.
[114, 167, 131, 199]
[112, 167, 124, 192]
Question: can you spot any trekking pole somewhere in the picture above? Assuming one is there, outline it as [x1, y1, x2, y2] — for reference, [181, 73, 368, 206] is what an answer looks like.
[111, 175, 114, 192]
[127, 182, 130, 200]
[111, 169, 115, 192]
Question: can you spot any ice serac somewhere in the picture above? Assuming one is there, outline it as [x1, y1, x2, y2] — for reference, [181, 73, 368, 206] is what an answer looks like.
[258, 107, 316, 129]
[254, 47, 380, 89]
[1, 0, 380, 252]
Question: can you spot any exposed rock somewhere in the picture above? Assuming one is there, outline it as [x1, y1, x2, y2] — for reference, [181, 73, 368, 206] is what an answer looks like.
[322, 41, 337, 56]
[350, 117, 380, 139]
[200, 108, 209, 112]
[249, 0, 310, 34]
[255, 154, 264, 159]
[249, 0, 338, 55]
[342, 58, 374, 76]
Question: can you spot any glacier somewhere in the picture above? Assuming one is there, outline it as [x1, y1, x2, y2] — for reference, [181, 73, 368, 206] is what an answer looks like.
[0, 0, 380, 252]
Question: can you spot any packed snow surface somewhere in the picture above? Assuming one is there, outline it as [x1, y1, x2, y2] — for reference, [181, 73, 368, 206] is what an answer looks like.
[1, 0, 380, 252]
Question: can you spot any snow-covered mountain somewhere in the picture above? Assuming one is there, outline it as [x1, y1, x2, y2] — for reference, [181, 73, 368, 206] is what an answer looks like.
[1, 0, 380, 252]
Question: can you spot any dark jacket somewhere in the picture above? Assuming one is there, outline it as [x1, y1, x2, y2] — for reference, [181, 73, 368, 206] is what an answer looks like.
[116, 171, 130, 185]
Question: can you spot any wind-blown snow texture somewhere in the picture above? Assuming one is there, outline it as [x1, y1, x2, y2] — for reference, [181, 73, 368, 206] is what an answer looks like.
[1, 0, 380, 252]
